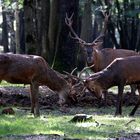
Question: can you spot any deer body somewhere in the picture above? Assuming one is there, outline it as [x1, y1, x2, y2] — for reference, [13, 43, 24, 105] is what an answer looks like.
[85, 47, 138, 102]
[88, 48, 138, 72]
[85, 56, 140, 116]
[65, 13, 138, 95]
[0, 53, 71, 116]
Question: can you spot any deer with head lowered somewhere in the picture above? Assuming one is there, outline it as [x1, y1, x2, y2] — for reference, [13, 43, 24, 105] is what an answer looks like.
[0, 53, 77, 117]
[85, 56, 140, 116]
[65, 12, 138, 99]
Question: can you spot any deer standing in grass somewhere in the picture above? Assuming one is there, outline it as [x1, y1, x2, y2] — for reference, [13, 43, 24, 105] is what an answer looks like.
[65, 12, 138, 98]
[85, 56, 140, 116]
[0, 53, 74, 117]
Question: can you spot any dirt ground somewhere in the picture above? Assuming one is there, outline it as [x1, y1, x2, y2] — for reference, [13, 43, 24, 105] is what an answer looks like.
[0, 86, 140, 140]
[0, 86, 138, 108]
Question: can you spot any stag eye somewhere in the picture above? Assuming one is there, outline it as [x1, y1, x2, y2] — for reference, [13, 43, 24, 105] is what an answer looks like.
[91, 87, 95, 91]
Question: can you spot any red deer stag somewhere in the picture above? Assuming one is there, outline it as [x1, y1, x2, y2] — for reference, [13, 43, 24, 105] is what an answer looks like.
[85, 56, 140, 116]
[65, 12, 138, 96]
[0, 53, 74, 116]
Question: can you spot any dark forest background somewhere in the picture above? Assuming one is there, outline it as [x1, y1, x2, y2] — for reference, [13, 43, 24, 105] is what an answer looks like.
[0, 0, 140, 72]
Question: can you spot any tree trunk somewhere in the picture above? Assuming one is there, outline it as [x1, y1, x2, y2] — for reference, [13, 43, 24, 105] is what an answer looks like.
[80, 0, 93, 42]
[19, 10, 25, 54]
[2, 7, 9, 52]
[57, 0, 79, 72]
[48, 0, 59, 65]
[115, 0, 140, 51]
[78, 0, 92, 70]
[24, 0, 36, 54]
[48, 0, 79, 72]
[41, 0, 50, 60]
[15, 1, 20, 53]
[34, 0, 42, 56]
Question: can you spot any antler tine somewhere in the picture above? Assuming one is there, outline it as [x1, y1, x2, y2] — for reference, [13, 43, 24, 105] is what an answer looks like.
[69, 32, 77, 40]
[63, 70, 79, 80]
[65, 16, 72, 27]
[66, 12, 74, 21]
[63, 71, 71, 75]
[88, 10, 110, 46]
[66, 13, 96, 46]
[92, 34, 104, 44]
[102, 10, 111, 19]
[65, 13, 74, 27]
[71, 67, 77, 75]
[69, 32, 86, 45]
[65, 13, 87, 45]
[69, 12, 74, 20]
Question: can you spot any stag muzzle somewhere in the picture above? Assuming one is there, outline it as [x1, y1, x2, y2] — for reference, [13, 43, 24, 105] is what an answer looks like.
[87, 56, 94, 64]
[85, 46, 94, 64]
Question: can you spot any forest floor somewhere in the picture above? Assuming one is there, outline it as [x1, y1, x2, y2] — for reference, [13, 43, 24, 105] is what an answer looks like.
[0, 85, 140, 140]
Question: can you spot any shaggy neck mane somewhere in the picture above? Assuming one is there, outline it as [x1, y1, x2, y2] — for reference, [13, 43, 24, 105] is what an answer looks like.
[45, 65, 69, 92]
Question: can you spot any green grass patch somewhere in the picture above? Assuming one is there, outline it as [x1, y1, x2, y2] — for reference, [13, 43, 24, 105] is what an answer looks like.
[0, 80, 25, 87]
[0, 107, 140, 139]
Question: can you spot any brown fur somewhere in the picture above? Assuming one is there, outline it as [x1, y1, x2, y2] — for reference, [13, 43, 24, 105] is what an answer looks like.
[85, 56, 140, 116]
[90, 48, 138, 72]
[86, 47, 138, 97]
[0, 53, 71, 116]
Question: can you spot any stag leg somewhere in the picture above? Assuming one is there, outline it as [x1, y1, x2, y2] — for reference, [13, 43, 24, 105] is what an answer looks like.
[130, 84, 136, 95]
[98, 90, 108, 107]
[115, 84, 124, 116]
[30, 82, 40, 117]
[129, 84, 140, 116]
[102, 90, 108, 107]
[30, 84, 35, 114]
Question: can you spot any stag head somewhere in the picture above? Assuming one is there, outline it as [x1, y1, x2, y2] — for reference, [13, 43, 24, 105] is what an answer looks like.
[65, 12, 110, 65]
[85, 77, 103, 99]
[73, 65, 104, 99]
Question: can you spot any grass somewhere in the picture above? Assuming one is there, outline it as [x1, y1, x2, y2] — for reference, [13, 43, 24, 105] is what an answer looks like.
[0, 81, 140, 139]
[0, 80, 25, 87]
[0, 107, 140, 139]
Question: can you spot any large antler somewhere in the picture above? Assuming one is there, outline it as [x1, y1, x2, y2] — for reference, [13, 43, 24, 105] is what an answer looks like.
[69, 64, 95, 100]
[65, 13, 87, 45]
[65, 13, 104, 46]
[101, 11, 110, 35]
[65, 11, 110, 47]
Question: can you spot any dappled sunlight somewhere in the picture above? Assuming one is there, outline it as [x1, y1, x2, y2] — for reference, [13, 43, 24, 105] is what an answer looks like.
[0, 80, 25, 87]
[0, 107, 140, 139]
[76, 122, 98, 127]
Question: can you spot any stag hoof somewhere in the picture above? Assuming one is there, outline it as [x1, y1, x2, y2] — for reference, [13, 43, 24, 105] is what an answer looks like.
[114, 113, 122, 117]
[34, 113, 40, 117]
[129, 112, 135, 117]
[59, 106, 70, 113]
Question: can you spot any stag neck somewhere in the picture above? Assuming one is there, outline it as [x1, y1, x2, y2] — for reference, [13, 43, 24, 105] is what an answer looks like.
[39, 66, 69, 93]
[97, 70, 115, 90]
